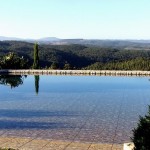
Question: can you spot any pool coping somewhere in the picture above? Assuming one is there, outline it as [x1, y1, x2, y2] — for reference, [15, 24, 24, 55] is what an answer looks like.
[1, 69, 150, 76]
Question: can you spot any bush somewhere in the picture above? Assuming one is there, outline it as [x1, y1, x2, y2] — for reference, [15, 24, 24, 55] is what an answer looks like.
[132, 106, 150, 150]
[0, 52, 28, 69]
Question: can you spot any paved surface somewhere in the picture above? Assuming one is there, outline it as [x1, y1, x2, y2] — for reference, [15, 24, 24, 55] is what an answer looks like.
[0, 137, 123, 150]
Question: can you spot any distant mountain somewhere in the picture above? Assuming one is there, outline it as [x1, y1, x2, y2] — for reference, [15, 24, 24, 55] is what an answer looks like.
[0, 36, 22, 41]
[38, 37, 60, 42]
[0, 36, 61, 42]
[1, 36, 150, 48]
[129, 40, 150, 43]
[48, 39, 84, 45]
[0, 36, 84, 44]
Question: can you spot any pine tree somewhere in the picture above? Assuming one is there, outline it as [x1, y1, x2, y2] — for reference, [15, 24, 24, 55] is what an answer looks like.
[33, 43, 39, 69]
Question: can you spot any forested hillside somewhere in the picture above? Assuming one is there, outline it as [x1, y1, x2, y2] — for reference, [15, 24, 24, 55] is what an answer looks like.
[1, 41, 150, 70]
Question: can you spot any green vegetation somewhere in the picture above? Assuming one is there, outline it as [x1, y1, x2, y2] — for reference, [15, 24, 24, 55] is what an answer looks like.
[33, 43, 39, 69]
[0, 52, 28, 69]
[85, 58, 150, 70]
[63, 62, 72, 70]
[50, 62, 59, 69]
[132, 106, 150, 150]
[1, 41, 150, 70]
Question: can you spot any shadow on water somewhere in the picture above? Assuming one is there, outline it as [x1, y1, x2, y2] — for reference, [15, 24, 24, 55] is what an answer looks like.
[0, 120, 74, 130]
[0, 109, 81, 118]
[0, 109, 78, 130]
[0, 75, 27, 88]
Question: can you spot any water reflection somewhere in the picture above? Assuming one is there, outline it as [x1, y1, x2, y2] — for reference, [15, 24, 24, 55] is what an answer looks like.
[0, 75, 40, 95]
[0, 75, 26, 88]
[34, 75, 40, 95]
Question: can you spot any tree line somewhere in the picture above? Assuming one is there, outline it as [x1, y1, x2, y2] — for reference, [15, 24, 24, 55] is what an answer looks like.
[85, 58, 150, 71]
[1, 41, 150, 70]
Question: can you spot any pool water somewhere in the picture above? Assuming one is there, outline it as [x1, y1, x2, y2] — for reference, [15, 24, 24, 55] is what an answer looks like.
[0, 75, 150, 144]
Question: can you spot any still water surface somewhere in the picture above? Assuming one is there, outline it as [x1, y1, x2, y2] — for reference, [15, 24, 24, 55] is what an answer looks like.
[0, 75, 150, 144]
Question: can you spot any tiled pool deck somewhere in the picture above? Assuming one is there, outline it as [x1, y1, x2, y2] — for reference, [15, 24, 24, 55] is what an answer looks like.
[0, 137, 123, 150]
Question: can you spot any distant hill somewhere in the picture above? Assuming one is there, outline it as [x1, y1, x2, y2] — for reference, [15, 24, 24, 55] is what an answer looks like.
[0, 36, 61, 43]
[38, 37, 60, 42]
[0, 36, 22, 41]
[1, 36, 150, 49]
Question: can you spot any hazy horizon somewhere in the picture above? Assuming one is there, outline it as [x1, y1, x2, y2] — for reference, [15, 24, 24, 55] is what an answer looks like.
[0, 0, 150, 39]
[1, 35, 150, 41]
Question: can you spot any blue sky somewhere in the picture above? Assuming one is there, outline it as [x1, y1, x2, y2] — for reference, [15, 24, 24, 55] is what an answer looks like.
[0, 0, 150, 39]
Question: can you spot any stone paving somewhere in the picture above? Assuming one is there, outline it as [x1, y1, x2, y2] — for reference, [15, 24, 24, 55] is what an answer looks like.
[0, 137, 123, 150]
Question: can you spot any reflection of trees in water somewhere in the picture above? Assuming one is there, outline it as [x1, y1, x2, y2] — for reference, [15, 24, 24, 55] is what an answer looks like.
[0, 75, 27, 88]
[0, 75, 40, 94]
[35, 75, 40, 95]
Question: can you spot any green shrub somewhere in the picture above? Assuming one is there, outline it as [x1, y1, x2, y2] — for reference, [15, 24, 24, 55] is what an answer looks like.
[0, 52, 28, 69]
[132, 106, 150, 150]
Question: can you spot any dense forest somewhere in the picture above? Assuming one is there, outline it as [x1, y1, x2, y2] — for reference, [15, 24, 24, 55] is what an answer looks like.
[0, 40, 150, 70]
